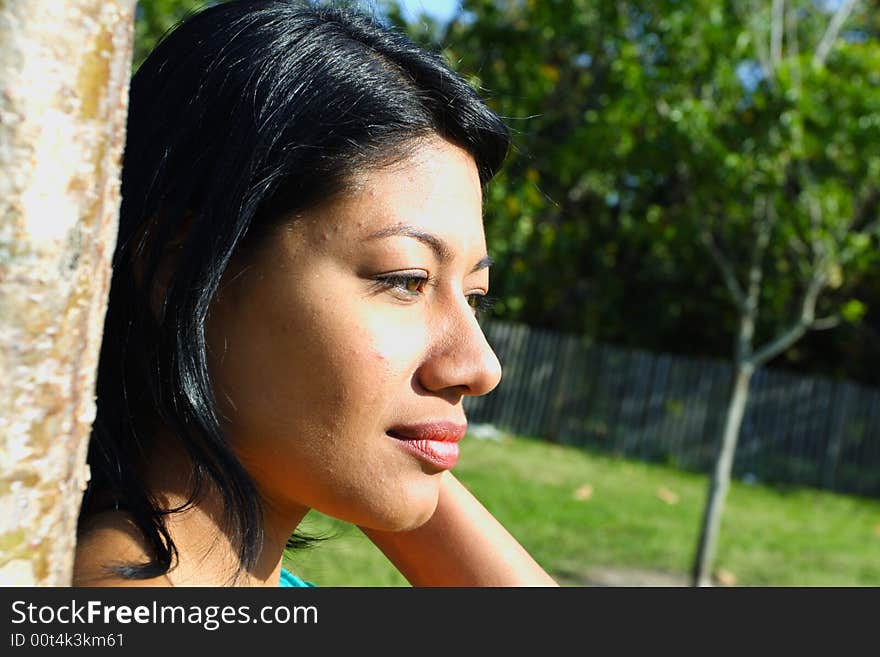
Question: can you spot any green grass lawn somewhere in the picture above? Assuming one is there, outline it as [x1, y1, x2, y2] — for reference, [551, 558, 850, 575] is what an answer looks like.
[283, 431, 880, 586]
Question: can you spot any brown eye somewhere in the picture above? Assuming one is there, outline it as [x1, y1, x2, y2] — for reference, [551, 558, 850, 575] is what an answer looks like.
[373, 273, 431, 298]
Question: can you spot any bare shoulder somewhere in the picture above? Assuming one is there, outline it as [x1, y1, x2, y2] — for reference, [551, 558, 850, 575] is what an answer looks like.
[73, 511, 173, 587]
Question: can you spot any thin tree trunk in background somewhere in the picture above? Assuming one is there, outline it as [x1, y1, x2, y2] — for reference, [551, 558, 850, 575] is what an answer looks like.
[0, 0, 135, 585]
[692, 362, 754, 587]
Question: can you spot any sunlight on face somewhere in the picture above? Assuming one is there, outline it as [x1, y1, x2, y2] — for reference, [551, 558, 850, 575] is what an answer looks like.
[205, 138, 502, 531]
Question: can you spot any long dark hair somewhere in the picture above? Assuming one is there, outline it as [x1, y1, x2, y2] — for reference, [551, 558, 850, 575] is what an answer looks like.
[81, 0, 509, 581]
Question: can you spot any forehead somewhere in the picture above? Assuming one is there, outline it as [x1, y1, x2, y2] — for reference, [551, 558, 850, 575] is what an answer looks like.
[299, 139, 485, 249]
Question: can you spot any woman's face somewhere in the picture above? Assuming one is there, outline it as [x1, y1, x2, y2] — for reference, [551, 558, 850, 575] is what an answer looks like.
[205, 138, 502, 531]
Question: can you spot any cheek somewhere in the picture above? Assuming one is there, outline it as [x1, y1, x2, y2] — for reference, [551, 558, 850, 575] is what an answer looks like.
[375, 331, 421, 367]
[315, 311, 428, 433]
[357, 311, 428, 380]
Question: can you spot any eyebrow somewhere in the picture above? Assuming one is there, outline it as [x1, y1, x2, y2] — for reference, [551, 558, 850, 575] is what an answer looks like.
[365, 223, 492, 273]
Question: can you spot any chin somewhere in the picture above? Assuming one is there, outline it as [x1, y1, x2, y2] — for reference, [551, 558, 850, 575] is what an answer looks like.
[384, 500, 437, 533]
[330, 475, 442, 533]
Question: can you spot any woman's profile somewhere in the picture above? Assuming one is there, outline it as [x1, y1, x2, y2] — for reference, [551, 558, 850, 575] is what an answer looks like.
[73, 0, 557, 587]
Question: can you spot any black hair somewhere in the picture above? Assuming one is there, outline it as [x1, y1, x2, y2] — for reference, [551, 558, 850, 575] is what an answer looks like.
[80, 0, 509, 581]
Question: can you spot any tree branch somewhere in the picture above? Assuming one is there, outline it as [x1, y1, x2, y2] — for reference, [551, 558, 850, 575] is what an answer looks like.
[786, 230, 809, 257]
[811, 315, 841, 330]
[746, 196, 774, 311]
[813, 0, 859, 67]
[851, 187, 880, 233]
[751, 272, 826, 367]
[786, 2, 801, 96]
[737, 0, 774, 83]
[806, 187, 828, 267]
[751, 320, 807, 367]
[700, 229, 746, 310]
[771, 0, 784, 70]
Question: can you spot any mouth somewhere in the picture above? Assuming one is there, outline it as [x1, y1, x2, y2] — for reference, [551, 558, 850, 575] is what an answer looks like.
[386, 421, 467, 443]
[386, 421, 466, 470]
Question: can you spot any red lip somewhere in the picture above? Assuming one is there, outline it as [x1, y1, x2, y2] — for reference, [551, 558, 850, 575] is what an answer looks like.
[386, 421, 467, 443]
[386, 421, 467, 470]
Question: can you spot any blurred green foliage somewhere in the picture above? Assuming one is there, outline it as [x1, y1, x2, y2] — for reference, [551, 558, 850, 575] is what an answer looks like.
[387, 0, 880, 384]
[134, 0, 880, 384]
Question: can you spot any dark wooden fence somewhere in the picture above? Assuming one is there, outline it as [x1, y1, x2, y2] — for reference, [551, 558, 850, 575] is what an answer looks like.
[463, 319, 880, 497]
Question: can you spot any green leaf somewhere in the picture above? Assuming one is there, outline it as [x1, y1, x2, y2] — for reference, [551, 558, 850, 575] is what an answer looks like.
[841, 299, 867, 324]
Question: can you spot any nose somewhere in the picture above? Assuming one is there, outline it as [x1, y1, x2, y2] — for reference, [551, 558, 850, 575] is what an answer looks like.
[417, 304, 503, 399]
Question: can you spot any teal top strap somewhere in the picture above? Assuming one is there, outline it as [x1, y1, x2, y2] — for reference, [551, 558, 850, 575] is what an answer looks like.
[279, 567, 317, 587]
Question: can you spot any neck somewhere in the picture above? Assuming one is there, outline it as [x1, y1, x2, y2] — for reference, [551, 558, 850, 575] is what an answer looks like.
[142, 431, 309, 586]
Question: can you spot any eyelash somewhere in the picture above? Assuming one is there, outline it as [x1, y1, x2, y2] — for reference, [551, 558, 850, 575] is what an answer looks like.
[372, 273, 498, 316]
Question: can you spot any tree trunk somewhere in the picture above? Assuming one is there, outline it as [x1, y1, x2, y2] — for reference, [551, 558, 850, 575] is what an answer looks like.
[0, 0, 135, 585]
[691, 361, 755, 587]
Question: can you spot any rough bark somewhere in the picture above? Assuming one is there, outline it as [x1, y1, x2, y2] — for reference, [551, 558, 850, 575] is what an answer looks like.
[0, 0, 135, 585]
